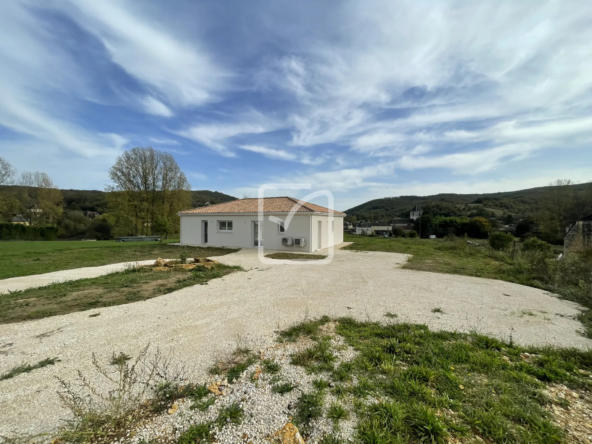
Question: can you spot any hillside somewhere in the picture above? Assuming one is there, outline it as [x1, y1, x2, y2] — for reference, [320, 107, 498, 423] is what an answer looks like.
[0, 186, 237, 214]
[345, 183, 592, 221]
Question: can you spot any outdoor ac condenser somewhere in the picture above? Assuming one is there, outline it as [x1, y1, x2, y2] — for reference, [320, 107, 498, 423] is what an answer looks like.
[282, 237, 294, 246]
[294, 238, 306, 247]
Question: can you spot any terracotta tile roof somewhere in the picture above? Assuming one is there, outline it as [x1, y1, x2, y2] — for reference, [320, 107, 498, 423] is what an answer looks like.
[178, 197, 345, 216]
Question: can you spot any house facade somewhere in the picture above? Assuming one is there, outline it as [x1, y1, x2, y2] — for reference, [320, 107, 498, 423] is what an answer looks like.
[565, 215, 592, 254]
[355, 221, 392, 235]
[410, 205, 423, 221]
[178, 197, 344, 252]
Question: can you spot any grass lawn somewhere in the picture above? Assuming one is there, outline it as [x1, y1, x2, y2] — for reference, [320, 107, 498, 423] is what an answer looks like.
[265, 252, 328, 260]
[282, 317, 592, 443]
[0, 240, 236, 280]
[344, 234, 515, 282]
[1, 263, 241, 324]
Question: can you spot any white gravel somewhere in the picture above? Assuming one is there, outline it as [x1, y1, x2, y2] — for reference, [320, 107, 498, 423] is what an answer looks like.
[126, 328, 357, 444]
[0, 246, 591, 439]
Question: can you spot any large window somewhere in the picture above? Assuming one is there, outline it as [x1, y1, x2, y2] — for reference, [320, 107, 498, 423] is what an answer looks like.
[278, 221, 285, 233]
[218, 220, 233, 232]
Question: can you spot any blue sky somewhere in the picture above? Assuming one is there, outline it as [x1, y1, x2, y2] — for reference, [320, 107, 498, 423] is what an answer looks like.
[1, 0, 592, 211]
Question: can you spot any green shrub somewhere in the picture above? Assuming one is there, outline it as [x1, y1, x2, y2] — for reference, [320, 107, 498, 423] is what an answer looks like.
[406, 230, 418, 238]
[0, 224, 59, 241]
[523, 237, 553, 254]
[489, 232, 514, 251]
[468, 217, 491, 239]
[392, 228, 405, 237]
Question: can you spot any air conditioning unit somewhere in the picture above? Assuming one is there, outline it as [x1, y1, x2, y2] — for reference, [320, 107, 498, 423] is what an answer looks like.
[294, 238, 306, 247]
[282, 237, 293, 246]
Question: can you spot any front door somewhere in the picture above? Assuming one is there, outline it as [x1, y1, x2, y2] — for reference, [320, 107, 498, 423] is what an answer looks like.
[202, 221, 208, 244]
[253, 221, 261, 247]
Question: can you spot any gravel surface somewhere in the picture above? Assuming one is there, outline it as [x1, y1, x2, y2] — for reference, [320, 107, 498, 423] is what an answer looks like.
[1, 246, 591, 439]
[126, 325, 357, 443]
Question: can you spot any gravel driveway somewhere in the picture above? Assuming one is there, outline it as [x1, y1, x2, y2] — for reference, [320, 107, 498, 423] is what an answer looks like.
[0, 247, 590, 438]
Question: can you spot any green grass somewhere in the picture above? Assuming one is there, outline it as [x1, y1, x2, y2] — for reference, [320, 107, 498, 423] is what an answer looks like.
[265, 252, 327, 260]
[0, 357, 60, 381]
[285, 317, 592, 442]
[0, 264, 241, 323]
[209, 348, 257, 383]
[177, 422, 213, 443]
[344, 234, 510, 281]
[262, 359, 281, 374]
[0, 239, 236, 279]
[272, 382, 297, 394]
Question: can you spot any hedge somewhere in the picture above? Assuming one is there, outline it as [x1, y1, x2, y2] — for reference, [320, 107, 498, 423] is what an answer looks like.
[0, 224, 59, 241]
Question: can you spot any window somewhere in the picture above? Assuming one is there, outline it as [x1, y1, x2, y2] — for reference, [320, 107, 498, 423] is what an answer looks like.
[218, 220, 233, 232]
[332, 221, 335, 232]
[278, 221, 285, 233]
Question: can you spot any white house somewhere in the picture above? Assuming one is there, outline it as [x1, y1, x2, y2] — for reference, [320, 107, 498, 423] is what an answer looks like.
[410, 205, 423, 221]
[178, 197, 345, 252]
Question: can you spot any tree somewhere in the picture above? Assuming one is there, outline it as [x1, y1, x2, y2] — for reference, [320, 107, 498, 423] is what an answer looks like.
[108, 147, 191, 235]
[18, 171, 63, 225]
[87, 217, 113, 240]
[536, 179, 576, 243]
[0, 157, 15, 184]
[468, 217, 491, 239]
[489, 232, 514, 251]
[522, 237, 553, 255]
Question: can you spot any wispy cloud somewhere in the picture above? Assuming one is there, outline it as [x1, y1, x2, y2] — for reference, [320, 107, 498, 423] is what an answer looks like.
[238, 145, 296, 161]
[1, 0, 591, 204]
[58, 0, 229, 109]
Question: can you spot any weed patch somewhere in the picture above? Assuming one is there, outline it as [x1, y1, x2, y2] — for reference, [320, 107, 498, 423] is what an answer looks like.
[272, 382, 297, 395]
[277, 316, 592, 442]
[0, 357, 59, 381]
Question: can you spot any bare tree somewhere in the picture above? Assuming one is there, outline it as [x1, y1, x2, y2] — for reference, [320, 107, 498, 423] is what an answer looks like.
[108, 147, 191, 235]
[17, 171, 63, 225]
[0, 157, 15, 185]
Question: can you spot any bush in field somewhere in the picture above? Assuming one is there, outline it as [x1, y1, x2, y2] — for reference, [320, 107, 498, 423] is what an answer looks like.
[468, 217, 491, 239]
[0, 224, 59, 241]
[392, 228, 405, 237]
[87, 217, 113, 240]
[522, 237, 553, 254]
[407, 230, 418, 238]
[489, 232, 514, 251]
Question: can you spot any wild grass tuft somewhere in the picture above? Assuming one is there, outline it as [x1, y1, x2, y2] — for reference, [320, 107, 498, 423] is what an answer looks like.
[272, 382, 297, 395]
[0, 357, 59, 381]
[216, 403, 243, 427]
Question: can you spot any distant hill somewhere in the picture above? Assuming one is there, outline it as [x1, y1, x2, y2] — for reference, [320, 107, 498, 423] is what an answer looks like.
[345, 183, 592, 221]
[0, 186, 237, 214]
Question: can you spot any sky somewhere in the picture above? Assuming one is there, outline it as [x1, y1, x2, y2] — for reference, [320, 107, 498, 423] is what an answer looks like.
[1, 0, 592, 211]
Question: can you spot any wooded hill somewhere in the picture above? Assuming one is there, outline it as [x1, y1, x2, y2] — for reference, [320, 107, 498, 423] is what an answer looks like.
[0, 186, 237, 214]
[345, 183, 592, 221]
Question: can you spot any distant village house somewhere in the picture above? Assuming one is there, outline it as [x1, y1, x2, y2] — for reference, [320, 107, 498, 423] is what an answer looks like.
[354, 205, 421, 236]
[11, 214, 29, 226]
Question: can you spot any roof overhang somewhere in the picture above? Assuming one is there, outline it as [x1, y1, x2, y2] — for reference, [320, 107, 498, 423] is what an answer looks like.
[178, 211, 345, 217]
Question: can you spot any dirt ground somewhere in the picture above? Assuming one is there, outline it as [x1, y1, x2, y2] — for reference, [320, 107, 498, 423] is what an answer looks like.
[0, 246, 590, 437]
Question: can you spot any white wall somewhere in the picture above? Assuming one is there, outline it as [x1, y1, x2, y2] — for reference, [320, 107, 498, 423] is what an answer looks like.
[180, 213, 345, 252]
[180, 213, 313, 252]
[311, 214, 344, 251]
